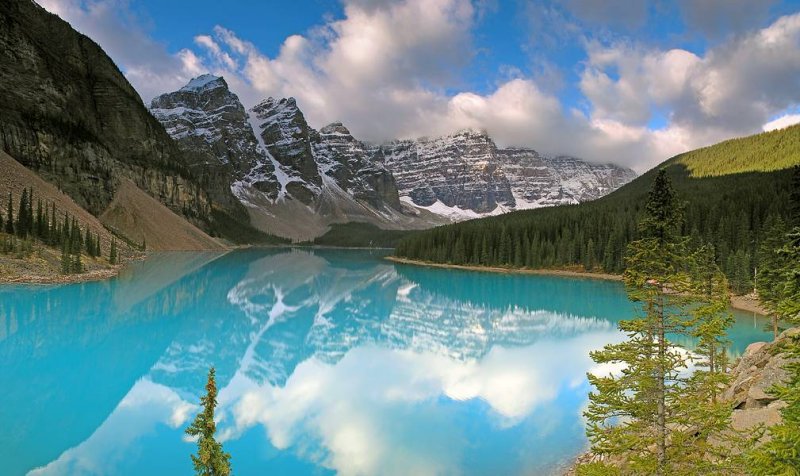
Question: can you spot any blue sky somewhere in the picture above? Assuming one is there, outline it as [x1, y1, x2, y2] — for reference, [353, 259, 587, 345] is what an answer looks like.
[39, 0, 800, 171]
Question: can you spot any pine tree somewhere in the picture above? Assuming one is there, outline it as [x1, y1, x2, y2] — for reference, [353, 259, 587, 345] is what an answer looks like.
[109, 238, 117, 265]
[578, 170, 709, 475]
[16, 188, 29, 237]
[757, 218, 790, 338]
[747, 226, 800, 473]
[186, 367, 232, 476]
[5, 192, 14, 234]
[61, 239, 71, 274]
[585, 239, 596, 271]
[35, 199, 43, 238]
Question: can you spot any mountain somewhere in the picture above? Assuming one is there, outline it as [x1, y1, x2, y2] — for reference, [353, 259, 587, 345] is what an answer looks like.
[370, 129, 637, 220]
[0, 0, 265, 245]
[152, 82, 440, 240]
[393, 124, 800, 290]
[151, 77, 635, 239]
[149, 74, 278, 192]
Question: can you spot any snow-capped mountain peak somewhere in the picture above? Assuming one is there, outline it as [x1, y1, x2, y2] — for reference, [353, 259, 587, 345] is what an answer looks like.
[150, 76, 635, 241]
[179, 74, 227, 93]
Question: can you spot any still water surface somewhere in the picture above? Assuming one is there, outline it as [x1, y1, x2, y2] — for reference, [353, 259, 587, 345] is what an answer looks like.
[0, 249, 773, 475]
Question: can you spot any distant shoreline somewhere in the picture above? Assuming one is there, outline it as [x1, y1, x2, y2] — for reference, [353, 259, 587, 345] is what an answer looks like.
[385, 256, 768, 315]
[385, 256, 623, 281]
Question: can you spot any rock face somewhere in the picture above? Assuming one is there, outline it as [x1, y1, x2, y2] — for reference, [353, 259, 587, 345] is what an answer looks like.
[152, 86, 415, 240]
[498, 149, 637, 208]
[371, 130, 637, 219]
[247, 97, 401, 210]
[150, 80, 635, 238]
[370, 130, 515, 214]
[150, 75, 276, 191]
[724, 328, 798, 432]
[0, 0, 249, 238]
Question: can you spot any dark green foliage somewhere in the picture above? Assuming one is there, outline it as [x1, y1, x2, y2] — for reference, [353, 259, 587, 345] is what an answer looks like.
[579, 171, 747, 475]
[186, 367, 232, 476]
[747, 222, 800, 472]
[5, 192, 14, 234]
[109, 239, 117, 265]
[308, 222, 415, 248]
[395, 162, 795, 289]
[1, 188, 118, 272]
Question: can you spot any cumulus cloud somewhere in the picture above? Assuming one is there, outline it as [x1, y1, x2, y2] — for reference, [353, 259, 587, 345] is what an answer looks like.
[763, 113, 800, 131]
[225, 332, 620, 476]
[37, 0, 800, 172]
[562, 0, 648, 30]
[678, 0, 778, 38]
[578, 13, 800, 168]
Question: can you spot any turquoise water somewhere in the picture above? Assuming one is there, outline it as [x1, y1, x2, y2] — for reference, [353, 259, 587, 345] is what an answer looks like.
[0, 248, 773, 476]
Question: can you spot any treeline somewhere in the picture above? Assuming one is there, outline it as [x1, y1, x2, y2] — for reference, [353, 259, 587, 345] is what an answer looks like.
[0, 188, 119, 273]
[395, 164, 798, 294]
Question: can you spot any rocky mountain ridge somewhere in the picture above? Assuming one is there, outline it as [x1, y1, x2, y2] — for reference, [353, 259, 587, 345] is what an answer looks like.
[153, 83, 432, 240]
[370, 130, 637, 219]
[0, 0, 257, 245]
[151, 75, 635, 239]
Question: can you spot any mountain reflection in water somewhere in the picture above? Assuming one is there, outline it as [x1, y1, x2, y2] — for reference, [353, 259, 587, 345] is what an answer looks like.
[0, 249, 773, 476]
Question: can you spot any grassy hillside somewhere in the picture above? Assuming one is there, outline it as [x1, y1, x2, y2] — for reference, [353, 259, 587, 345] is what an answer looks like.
[394, 125, 800, 293]
[676, 124, 800, 177]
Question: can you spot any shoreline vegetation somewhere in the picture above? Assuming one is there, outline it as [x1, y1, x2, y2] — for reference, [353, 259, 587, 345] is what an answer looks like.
[386, 256, 769, 315]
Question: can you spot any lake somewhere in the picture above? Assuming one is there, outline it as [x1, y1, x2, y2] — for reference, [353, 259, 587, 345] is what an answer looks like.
[0, 248, 773, 476]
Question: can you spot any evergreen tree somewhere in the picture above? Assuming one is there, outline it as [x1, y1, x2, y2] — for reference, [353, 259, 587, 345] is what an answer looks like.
[60, 239, 71, 274]
[757, 218, 790, 338]
[35, 199, 43, 238]
[5, 192, 14, 234]
[186, 367, 232, 476]
[109, 238, 118, 265]
[577, 170, 739, 474]
[747, 225, 800, 473]
[16, 188, 29, 237]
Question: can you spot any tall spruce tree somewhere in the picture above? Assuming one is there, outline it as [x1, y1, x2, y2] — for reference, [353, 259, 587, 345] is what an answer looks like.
[578, 170, 739, 475]
[186, 367, 232, 476]
[109, 238, 117, 265]
[747, 223, 800, 473]
[5, 192, 14, 234]
[16, 188, 29, 237]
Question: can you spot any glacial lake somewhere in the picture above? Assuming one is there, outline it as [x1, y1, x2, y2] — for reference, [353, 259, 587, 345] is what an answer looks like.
[0, 248, 773, 476]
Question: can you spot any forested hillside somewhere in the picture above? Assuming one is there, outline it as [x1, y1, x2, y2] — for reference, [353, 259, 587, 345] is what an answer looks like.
[677, 124, 800, 177]
[395, 126, 800, 293]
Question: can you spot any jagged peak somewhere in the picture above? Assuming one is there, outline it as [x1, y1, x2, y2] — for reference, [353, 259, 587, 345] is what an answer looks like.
[319, 122, 352, 137]
[450, 127, 490, 138]
[179, 74, 227, 92]
[253, 96, 298, 110]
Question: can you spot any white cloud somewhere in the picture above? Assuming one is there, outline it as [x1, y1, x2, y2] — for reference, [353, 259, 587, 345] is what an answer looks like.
[678, 0, 778, 39]
[763, 113, 800, 131]
[225, 332, 619, 476]
[36, 0, 800, 173]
